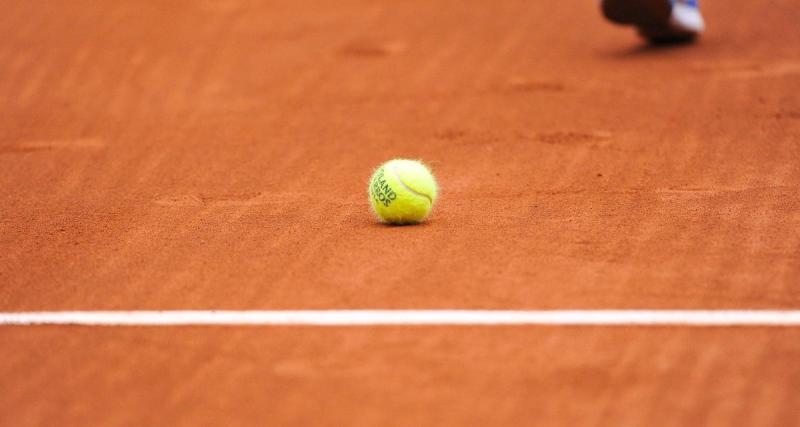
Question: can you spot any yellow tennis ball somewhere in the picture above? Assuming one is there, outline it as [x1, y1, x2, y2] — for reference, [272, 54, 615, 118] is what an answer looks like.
[368, 159, 438, 224]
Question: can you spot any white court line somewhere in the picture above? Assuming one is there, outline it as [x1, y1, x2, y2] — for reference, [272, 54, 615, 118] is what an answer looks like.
[1, 310, 800, 326]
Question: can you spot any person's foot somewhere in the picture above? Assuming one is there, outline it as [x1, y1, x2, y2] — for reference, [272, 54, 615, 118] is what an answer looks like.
[601, 0, 705, 43]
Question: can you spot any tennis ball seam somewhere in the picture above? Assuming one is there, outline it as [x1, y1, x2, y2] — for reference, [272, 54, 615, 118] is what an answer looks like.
[388, 163, 433, 205]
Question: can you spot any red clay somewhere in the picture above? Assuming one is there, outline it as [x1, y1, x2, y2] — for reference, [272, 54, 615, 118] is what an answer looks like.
[1, 0, 799, 425]
[2, 327, 800, 426]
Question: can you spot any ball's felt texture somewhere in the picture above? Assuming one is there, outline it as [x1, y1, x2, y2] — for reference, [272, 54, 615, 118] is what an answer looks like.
[368, 159, 438, 224]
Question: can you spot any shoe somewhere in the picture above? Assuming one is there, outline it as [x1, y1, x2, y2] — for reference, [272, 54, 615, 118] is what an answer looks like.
[601, 0, 705, 43]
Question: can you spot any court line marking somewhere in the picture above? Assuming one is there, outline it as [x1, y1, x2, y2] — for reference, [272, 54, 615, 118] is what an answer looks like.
[1, 310, 800, 326]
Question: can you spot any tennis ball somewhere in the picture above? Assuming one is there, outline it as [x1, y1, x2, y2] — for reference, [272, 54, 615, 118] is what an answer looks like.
[368, 159, 438, 224]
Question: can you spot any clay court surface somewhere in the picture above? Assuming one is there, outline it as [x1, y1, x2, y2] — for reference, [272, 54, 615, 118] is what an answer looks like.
[1, 0, 800, 425]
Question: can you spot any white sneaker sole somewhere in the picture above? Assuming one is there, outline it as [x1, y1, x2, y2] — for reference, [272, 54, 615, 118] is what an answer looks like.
[670, 2, 705, 33]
